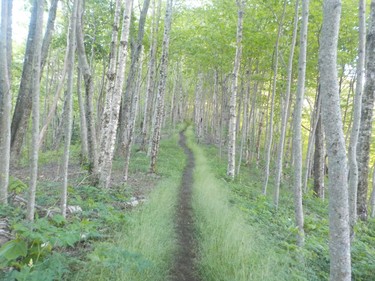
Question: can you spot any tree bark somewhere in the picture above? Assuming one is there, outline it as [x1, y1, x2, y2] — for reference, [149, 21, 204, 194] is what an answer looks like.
[140, 0, 162, 152]
[357, 0, 375, 222]
[150, 0, 173, 173]
[99, 0, 133, 188]
[41, 0, 59, 73]
[6, 0, 12, 83]
[76, 0, 99, 176]
[264, 1, 286, 196]
[61, 0, 78, 218]
[0, 0, 11, 205]
[370, 163, 375, 218]
[292, 0, 309, 247]
[274, 0, 299, 201]
[313, 109, 324, 199]
[77, 68, 88, 160]
[10, 0, 44, 161]
[26, 0, 44, 221]
[319, 0, 351, 279]
[348, 0, 366, 230]
[119, 0, 151, 150]
[227, 0, 243, 178]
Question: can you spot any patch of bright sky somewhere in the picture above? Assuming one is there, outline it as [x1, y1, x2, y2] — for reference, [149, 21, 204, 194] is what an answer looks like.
[10, 0, 209, 45]
[184, 0, 211, 8]
[12, 0, 30, 45]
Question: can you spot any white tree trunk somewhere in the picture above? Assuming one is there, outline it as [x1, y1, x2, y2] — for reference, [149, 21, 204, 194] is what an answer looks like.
[348, 0, 366, 231]
[26, 0, 44, 221]
[0, 0, 11, 205]
[76, 0, 98, 177]
[264, 1, 286, 196]
[99, 0, 133, 188]
[61, 0, 78, 218]
[292, 0, 309, 247]
[140, 0, 161, 152]
[357, 0, 375, 221]
[274, 0, 299, 201]
[319, 0, 351, 279]
[77, 68, 89, 159]
[370, 163, 375, 218]
[227, 0, 243, 178]
[150, 0, 173, 173]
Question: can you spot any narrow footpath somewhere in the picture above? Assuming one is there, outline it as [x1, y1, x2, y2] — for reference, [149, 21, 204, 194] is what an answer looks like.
[169, 130, 200, 281]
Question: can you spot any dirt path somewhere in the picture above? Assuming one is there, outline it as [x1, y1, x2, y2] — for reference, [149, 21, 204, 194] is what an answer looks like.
[170, 130, 200, 281]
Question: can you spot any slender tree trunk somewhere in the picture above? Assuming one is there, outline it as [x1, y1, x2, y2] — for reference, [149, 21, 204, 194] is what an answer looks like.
[370, 163, 375, 218]
[41, 0, 59, 73]
[10, 0, 45, 161]
[99, 0, 133, 188]
[0, 0, 11, 205]
[140, 0, 161, 152]
[313, 109, 324, 198]
[61, 0, 78, 218]
[357, 0, 375, 222]
[77, 68, 88, 160]
[348, 0, 365, 230]
[6, 0, 12, 83]
[264, 1, 286, 196]
[274, 0, 299, 200]
[303, 81, 321, 192]
[227, 0, 243, 178]
[119, 0, 151, 149]
[319, 0, 351, 279]
[123, 52, 143, 181]
[291, 0, 309, 247]
[26, 0, 44, 221]
[76, 0, 98, 176]
[39, 50, 69, 147]
[236, 70, 250, 175]
[150, 0, 173, 173]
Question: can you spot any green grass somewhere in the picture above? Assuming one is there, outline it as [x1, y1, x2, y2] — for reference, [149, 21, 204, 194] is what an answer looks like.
[193, 131, 375, 281]
[73, 134, 186, 281]
[186, 128, 295, 281]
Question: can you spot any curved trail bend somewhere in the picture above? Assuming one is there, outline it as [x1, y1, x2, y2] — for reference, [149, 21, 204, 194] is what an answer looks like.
[170, 130, 200, 281]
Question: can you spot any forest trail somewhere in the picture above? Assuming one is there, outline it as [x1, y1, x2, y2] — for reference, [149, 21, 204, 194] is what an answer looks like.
[170, 130, 200, 281]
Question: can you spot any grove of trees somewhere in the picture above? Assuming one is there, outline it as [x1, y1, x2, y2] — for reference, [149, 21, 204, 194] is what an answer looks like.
[1, 0, 375, 279]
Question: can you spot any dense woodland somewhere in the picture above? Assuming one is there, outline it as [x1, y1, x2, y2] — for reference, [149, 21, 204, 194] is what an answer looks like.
[1, 0, 375, 280]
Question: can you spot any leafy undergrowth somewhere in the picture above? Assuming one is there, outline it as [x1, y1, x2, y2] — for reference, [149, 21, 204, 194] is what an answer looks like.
[201, 143, 375, 280]
[0, 132, 181, 281]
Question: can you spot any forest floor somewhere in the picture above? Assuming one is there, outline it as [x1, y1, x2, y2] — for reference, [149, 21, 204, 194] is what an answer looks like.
[2, 128, 375, 281]
[169, 130, 200, 281]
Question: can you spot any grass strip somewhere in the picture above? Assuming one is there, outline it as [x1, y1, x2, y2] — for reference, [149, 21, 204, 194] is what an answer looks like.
[186, 128, 292, 281]
[74, 134, 185, 281]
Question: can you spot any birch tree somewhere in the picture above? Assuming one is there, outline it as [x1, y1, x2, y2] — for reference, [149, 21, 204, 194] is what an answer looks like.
[61, 0, 78, 218]
[274, 0, 299, 201]
[264, 1, 286, 196]
[348, 0, 365, 229]
[99, 0, 133, 188]
[0, 0, 11, 205]
[121, 0, 151, 180]
[76, 0, 98, 176]
[150, 0, 173, 173]
[292, 0, 310, 247]
[140, 0, 161, 152]
[227, 0, 243, 178]
[11, 0, 58, 160]
[319, 0, 351, 279]
[357, 0, 375, 222]
[26, 0, 44, 221]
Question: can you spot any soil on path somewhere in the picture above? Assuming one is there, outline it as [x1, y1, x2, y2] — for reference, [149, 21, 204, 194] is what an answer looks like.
[170, 131, 200, 281]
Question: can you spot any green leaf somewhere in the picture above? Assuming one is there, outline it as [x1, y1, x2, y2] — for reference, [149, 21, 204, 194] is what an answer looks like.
[0, 239, 28, 261]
